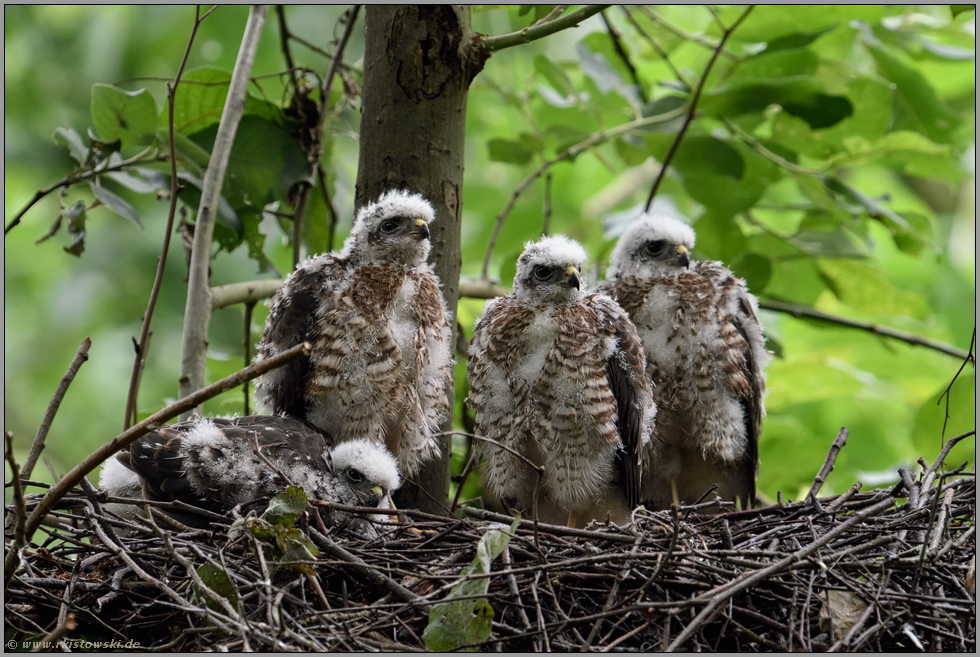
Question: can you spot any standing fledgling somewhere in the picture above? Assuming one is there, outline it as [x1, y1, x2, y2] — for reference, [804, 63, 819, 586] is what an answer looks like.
[99, 415, 401, 535]
[255, 190, 453, 477]
[468, 235, 655, 528]
[598, 214, 770, 511]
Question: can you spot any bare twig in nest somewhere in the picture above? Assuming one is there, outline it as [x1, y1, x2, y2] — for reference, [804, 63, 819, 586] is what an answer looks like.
[4, 433, 29, 592]
[23, 338, 91, 480]
[7, 434, 974, 652]
[808, 427, 849, 502]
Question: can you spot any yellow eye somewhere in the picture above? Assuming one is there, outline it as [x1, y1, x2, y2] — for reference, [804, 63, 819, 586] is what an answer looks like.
[346, 468, 363, 483]
[380, 220, 399, 233]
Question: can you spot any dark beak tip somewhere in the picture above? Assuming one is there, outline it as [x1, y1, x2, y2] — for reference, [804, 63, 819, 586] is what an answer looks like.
[367, 494, 382, 508]
[417, 225, 430, 240]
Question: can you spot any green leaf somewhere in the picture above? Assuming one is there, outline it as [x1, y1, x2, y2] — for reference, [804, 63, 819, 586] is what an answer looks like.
[90, 84, 158, 149]
[576, 42, 628, 97]
[278, 526, 321, 576]
[533, 55, 575, 97]
[731, 253, 773, 294]
[764, 26, 837, 53]
[887, 210, 933, 256]
[195, 562, 239, 614]
[917, 37, 975, 61]
[672, 135, 744, 179]
[760, 255, 827, 305]
[105, 164, 165, 195]
[867, 43, 961, 145]
[730, 49, 819, 84]
[703, 78, 852, 130]
[822, 176, 916, 239]
[261, 486, 309, 528]
[162, 67, 231, 135]
[614, 134, 649, 166]
[488, 138, 533, 164]
[53, 127, 89, 164]
[816, 258, 930, 319]
[693, 209, 747, 265]
[518, 132, 544, 155]
[950, 5, 974, 18]
[422, 519, 519, 652]
[735, 5, 890, 42]
[176, 172, 243, 239]
[189, 115, 312, 217]
[63, 200, 87, 257]
[639, 96, 687, 133]
[90, 182, 142, 227]
[782, 94, 853, 129]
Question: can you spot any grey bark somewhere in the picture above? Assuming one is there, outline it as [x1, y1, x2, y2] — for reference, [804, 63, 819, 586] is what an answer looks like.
[355, 5, 486, 514]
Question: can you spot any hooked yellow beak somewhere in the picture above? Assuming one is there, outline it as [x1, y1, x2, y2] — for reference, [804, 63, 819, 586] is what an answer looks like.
[370, 484, 384, 497]
[676, 244, 691, 269]
[565, 265, 582, 290]
[413, 217, 430, 240]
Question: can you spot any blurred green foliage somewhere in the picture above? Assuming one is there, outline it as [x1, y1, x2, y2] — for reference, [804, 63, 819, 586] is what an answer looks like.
[4, 5, 975, 506]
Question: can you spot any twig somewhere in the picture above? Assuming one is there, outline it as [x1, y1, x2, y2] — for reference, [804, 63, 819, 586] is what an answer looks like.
[308, 527, 427, 608]
[449, 451, 477, 514]
[483, 5, 609, 53]
[808, 428, 849, 502]
[921, 430, 975, 496]
[638, 6, 740, 61]
[665, 495, 896, 651]
[275, 5, 300, 98]
[4, 148, 163, 235]
[542, 172, 553, 236]
[599, 10, 647, 104]
[619, 5, 689, 91]
[938, 328, 975, 439]
[23, 342, 312, 541]
[23, 338, 90, 480]
[760, 299, 973, 361]
[30, 612, 76, 653]
[124, 6, 211, 429]
[644, 5, 754, 212]
[481, 110, 686, 280]
[289, 5, 361, 268]
[4, 433, 29, 591]
[212, 276, 513, 310]
[179, 4, 269, 414]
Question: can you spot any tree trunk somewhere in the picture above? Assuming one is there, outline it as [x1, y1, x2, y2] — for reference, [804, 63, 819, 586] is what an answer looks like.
[355, 5, 485, 514]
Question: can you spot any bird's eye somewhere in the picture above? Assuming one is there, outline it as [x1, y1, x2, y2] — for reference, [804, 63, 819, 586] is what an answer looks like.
[380, 219, 400, 233]
[346, 468, 363, 483]
[643, 241, 666, 257]
[533, 265, 552, 280]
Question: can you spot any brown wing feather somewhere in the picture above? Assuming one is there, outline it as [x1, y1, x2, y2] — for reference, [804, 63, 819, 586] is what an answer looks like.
[123, 416, 333, 512]
[595, 296, 649, 510]
[733, 294, 764, 509]
[258, 260, 340, 417]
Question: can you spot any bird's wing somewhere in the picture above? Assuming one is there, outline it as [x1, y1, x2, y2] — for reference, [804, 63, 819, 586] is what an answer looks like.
[411, 270, 454, 425]
[696, 260, 766, 509]
[593, 295, 651, 510]
[256, 258, 342, 417]
[124, 422, 232, 513]
[732, 288, 767, 509]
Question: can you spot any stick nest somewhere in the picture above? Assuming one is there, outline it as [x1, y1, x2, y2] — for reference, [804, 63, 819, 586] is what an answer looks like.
[5, 464, 975, 652]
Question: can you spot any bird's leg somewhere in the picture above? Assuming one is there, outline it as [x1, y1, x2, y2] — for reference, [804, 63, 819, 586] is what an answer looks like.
[567, 509, 578, 529]
[671, 477, 680, 508]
